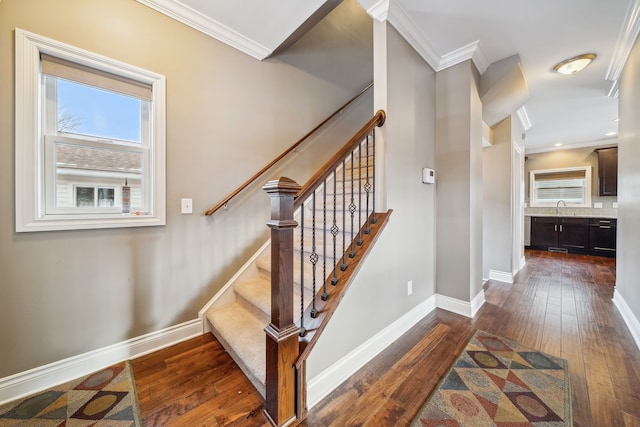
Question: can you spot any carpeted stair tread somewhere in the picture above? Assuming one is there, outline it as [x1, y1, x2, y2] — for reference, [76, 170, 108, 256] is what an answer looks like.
[234, 275, 314, 323]
[206, 302, 266, 394]
[256, 255, 329, 291]
[234, 277, 271, 320]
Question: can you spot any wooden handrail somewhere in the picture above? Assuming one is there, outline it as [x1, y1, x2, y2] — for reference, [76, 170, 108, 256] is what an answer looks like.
[205, 82, 374, 216]
[294, 109, 386, 208]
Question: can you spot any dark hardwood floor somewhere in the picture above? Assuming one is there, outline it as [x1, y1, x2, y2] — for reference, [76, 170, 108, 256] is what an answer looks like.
[131, 250, 640, 426]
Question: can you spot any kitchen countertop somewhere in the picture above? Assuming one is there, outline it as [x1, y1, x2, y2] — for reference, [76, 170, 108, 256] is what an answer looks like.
[524, 213, 616, 219]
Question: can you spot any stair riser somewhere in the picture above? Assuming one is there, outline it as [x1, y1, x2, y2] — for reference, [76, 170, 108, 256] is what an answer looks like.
[234, 281, 313, 322]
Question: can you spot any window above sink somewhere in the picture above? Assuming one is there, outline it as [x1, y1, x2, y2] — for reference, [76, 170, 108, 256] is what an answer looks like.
[529, 166, 592, 208]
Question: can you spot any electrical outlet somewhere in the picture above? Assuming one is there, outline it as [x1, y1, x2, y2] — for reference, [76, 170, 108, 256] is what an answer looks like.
[181, 198, 193, 214]
[594, 202, 603, 209]
[407, 280, 413, 296]
[613, 202, 618, 208]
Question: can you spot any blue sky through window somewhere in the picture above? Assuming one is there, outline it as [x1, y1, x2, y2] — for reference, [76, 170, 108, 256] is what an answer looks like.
[57, 79, 142, 143]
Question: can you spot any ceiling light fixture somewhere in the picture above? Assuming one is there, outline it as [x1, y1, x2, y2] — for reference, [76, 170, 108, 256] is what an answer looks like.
[553, 53, 597, 75]
[554, 143, 563, 147]
[605, 131, 617, 137]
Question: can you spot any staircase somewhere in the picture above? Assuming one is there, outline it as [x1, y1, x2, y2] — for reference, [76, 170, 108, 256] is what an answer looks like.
[200, 110, 387, 425]
[203, 150, 374, 398]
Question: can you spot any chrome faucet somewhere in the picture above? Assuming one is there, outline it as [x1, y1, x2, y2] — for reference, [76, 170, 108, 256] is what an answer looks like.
[556, 199, 566, 215]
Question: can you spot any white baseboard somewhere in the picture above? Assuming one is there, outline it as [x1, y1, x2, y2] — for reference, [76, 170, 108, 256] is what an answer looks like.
[489, 269, 514, 284]
[519, 256, 526, 270]
[307, 295, 437, 409]
[613, 289, 640, 352]
[436, 291, 485, 318]
[470, 289, 486, 317]
[436, 294, 472, 317]
[0, 319, 202, 405]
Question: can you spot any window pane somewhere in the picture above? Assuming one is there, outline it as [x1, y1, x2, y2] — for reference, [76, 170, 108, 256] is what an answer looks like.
[98, 188, 115, 207]
[54, 142, 143, 209]
[57, 78, 143, 143]
[76, 187, 95, 207]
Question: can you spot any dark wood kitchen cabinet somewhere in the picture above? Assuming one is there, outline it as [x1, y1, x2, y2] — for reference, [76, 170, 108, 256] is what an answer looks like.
[558, 217, 589, 252]
[595, 147, 618, 196]
[530, 216, 591, 254]
[589, 218, 617, 257]
[530, 217, 559, 248]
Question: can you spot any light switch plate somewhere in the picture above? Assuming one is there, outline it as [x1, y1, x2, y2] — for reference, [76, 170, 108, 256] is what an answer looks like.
[594, 202, 603, 209]
[181, 198, 193, 214]
[613, 202, 618, 208]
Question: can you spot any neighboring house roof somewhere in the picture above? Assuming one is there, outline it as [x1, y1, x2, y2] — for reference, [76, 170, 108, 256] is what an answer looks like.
[56, 143, 142, 174]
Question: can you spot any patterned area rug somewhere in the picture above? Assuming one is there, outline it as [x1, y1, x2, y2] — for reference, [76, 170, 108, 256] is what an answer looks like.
[412, 330, 572, 426]
[0, 361, 141, 426]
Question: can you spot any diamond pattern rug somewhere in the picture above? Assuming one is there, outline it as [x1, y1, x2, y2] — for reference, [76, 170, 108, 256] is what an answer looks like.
[412, 330, 572, 427]
[0, 361, 141, 426]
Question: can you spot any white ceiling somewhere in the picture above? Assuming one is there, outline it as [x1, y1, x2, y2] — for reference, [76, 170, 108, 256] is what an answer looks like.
[138, 0, 640, 153]
[384, 0, 638, 153]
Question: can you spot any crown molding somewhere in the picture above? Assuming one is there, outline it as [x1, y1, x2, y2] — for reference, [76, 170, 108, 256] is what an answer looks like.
[387, 1, 440, 70]
[136, 0, 271, 60]
[362, 0, 390, 21]
[516, 106, 532, 131]
[439, 40, 489, 73]
[387, 2, 489, 73]
[606, 0, 640, 82]
[608, 79, 620, 98]
[472, 44, 490, 74]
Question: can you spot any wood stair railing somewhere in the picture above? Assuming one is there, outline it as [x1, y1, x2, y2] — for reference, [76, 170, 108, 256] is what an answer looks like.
[263, 110, 389, 426]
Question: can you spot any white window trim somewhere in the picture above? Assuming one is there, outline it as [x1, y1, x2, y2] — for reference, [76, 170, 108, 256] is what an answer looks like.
[529, 166, 592, 208]
[15, 28, 166, 232]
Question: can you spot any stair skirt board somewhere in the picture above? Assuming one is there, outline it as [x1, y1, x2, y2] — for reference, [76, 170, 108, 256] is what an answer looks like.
[198, 239, 271, 332]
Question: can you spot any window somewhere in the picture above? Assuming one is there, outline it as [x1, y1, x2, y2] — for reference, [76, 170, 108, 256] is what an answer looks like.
[529, 166, 592, 207]
[15, 29, 166, 232]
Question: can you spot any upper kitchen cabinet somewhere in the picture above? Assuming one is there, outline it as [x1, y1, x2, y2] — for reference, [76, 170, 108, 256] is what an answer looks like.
[595, 147, 618, 196]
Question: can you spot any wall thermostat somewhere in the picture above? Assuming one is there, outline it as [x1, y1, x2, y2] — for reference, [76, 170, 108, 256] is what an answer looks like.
[422, 168, 435, 184]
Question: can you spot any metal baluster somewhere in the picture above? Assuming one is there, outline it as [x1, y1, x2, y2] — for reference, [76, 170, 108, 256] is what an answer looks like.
[357, 144, 363, 246]
[372, 130, 377, 225]
[322, 181, 328, 301]
[310, 193, 318, 318]
[365, 135, 371, 235]
[299, 207, 305, 336]
[349, 151, 357, 258]
[331, 170, 339, 284]
[341, 159, 347, 271]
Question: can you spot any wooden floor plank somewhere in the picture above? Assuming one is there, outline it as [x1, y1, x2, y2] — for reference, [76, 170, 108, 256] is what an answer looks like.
[131, 249, 638, 426]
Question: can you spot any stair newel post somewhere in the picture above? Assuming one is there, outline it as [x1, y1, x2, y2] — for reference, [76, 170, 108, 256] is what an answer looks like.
[262, 177, 302, 427]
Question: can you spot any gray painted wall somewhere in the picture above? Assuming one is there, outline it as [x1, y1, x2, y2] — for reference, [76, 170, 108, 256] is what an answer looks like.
[482, 117, 513, 278]
[307, 22, 436, 378]
[617, 35, 640, 327]
[435, 61, 484, 302]
[0, 0, 373, 378]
